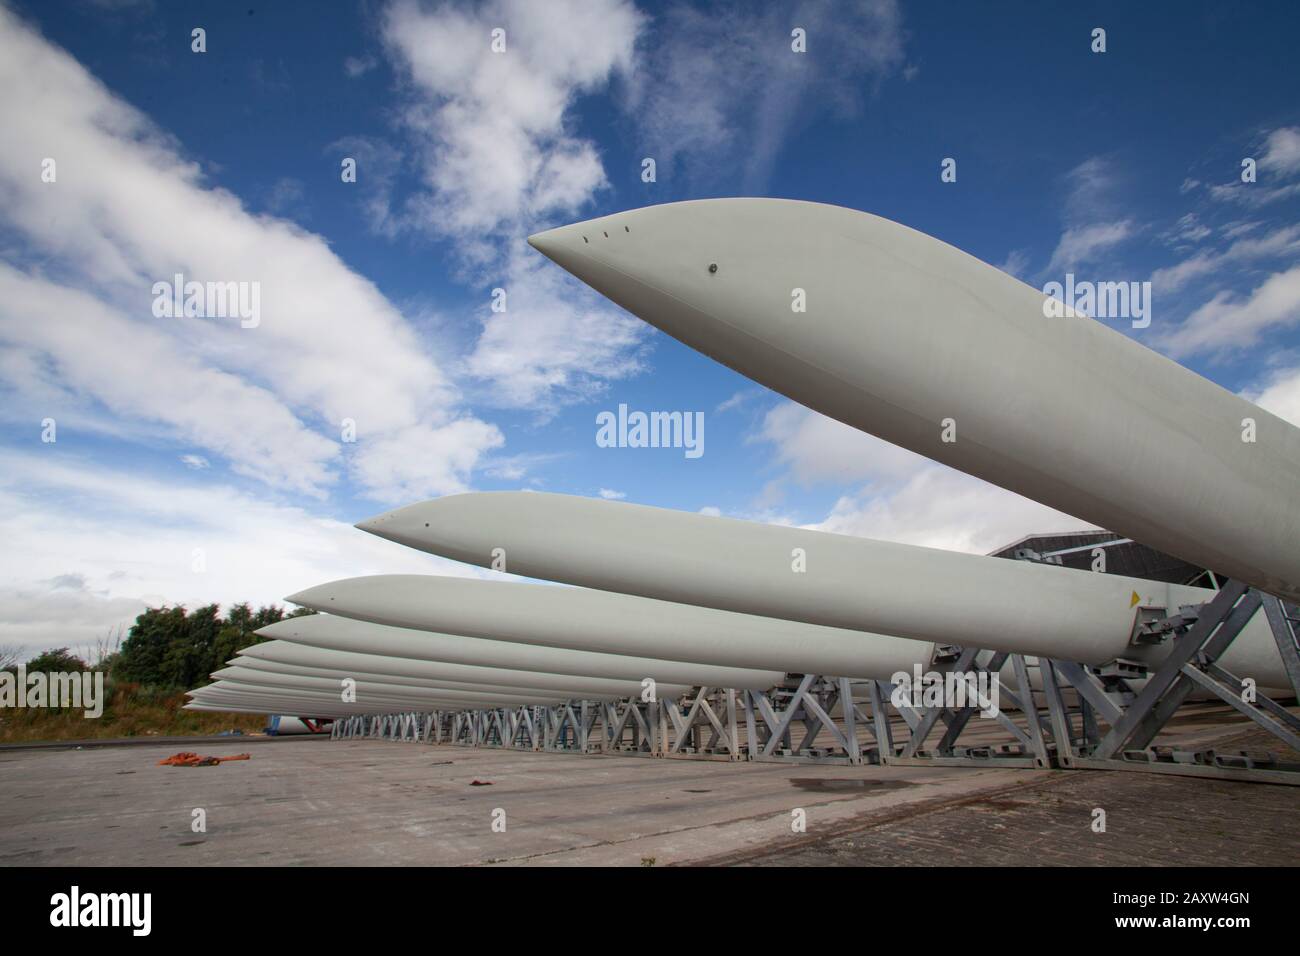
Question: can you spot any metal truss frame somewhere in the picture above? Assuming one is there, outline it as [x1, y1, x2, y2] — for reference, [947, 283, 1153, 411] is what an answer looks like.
[745, 675, 873, 764]
[327, 584, 1299, 785]
[874, 650, 1052, 769]
[1041, 580, 1300, 785]
[664, 687, 744, 759]
[594, 697, 663, 755]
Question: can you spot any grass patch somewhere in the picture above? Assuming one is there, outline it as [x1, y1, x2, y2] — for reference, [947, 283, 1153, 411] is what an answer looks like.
[0, 682, 267, 743]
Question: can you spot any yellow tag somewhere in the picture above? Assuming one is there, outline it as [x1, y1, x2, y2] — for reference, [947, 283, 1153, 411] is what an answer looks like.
[1130, 590, 1141, 608]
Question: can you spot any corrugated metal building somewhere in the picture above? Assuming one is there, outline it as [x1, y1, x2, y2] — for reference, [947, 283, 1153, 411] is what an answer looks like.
[989, 530, 1221, 588]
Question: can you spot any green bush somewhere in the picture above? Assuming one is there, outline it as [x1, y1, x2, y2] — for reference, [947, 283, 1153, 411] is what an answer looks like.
[114, 603, 313, 689]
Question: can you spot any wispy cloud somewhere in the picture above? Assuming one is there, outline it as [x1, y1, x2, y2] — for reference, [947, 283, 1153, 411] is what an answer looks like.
[1161, 212, 1211, 247]
[1241, 364, 1300, 427]
[379, 0, 641, 250]
[0, 5, 502, 501]
[747, 402, 1091, 554]
[996, 249, 1031, 279]
[0, 265, 338, 496]
[460, 251, 649, 416]
[0, 449, 487, 654]
[343, 53, 377, 78]
[375, 0, 651, 416]
[1208, 180, 1300, 207]
[753, 401, 925, 488]
[1151, 224, 1300, 294]
[1046, 220, 1135, 274]
[715, 387, 765, 413]
[1163, 265, 1300, 357]
[1206, 126, 1300, 207]
[626, 0, 906, 190]
[1258, 127, 1300, 176]
[811, 469, 1097, 556]
[1043, 157, 1135, 275]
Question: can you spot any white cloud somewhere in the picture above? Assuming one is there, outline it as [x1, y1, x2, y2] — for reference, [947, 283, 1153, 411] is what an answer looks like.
[0, 266, 337, 495]
[1042, 157, 1137, 276]
[0, 6, 503, 501]
[1208, 180, 1300, 207]
[0, 583, 148, 661]
[1207, 127, 1300, 207]
[597, 488, 626, 500]
[1150, 224, 1300, 293]
[1259, 126, 1300, 176]
[263, 176, 307, 216]
[1223, 220, 1263, 240]
[461, 251, 648, 414]
[996, 249, 1031, 279]
[348, 419, 507, 502]
[328, 135, 405, 239]
[375, 0, 651, 414]
[1162, 212, 1211, 246]
[1241, 365, 1300, 427]
[0, 449, 486, 656]
[749, 401, 1093, 554]
[180, 454, 210, 470]
[343, 54, 377, 78]
[480, 451, 563, 481]
[811, 469, 1097, 555]
[626, 0, 906, 189]
[754, 402, 926, 487]
[380, 0, 641, 245]
[1061, 156, 1118, 219]
[1164, 266, 1300, 357]
[716, 388, 765, 413]
[1046, 220, 1135, 274]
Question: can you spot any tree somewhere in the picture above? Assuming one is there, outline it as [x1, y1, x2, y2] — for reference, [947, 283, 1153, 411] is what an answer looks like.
[24, 647, 88, 673]
[115, 602, 305, 688]
[116, 606, 189, 685]
[160, 604, 220, 688]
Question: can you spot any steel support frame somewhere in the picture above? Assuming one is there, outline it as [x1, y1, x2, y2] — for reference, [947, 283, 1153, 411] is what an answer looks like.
[659, 687, 745, 759]
[1042, 580, 1300, 785]
[741, 675, 877, 764]
[596, 697, 664, 756]
[324, 583, 1298, 785]
[540, 701, 598, 752]
[875, 650, 1053, 769]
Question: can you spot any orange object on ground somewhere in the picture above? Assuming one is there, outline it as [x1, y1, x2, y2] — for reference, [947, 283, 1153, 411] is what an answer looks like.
[157, 752, 251, 767]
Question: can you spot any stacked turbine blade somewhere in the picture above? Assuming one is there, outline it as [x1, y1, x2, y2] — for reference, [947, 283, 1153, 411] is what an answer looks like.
[190, 200, 1299, 717]
[527, 199, 1300, 604]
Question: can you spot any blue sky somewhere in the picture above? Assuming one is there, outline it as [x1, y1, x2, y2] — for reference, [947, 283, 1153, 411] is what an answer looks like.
[2, 0, 1299, 654]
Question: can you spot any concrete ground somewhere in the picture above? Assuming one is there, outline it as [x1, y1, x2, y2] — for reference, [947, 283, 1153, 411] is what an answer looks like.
[703, 727, 1300, 866]
[1, 715, 1296, 866]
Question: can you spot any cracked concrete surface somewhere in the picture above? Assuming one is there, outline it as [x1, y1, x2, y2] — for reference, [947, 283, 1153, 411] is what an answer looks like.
[1, 716, 1293, 867]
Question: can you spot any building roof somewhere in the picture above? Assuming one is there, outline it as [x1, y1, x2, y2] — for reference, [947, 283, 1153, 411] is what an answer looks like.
[988, 531, 1217, 586]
